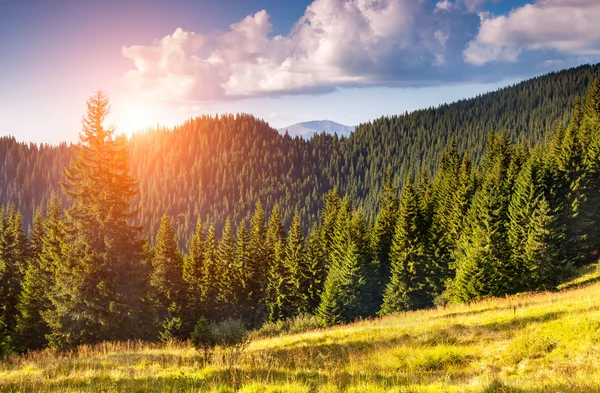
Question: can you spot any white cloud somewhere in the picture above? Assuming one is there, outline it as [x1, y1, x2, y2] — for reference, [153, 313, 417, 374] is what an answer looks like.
[464, 0, 600, 65]
[122, 0, 458, 102]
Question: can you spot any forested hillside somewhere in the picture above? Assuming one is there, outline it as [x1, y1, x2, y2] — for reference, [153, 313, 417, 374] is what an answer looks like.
[2, 68, 600, 355]
[1, 64, 599, 243]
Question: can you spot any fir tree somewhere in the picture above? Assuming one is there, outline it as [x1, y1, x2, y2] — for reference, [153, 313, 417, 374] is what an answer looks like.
[13, 209, 50, 351]
[246, 202, 267, 326]
[286, 210, 308, 314]
[0, 207, 28, 352]
[318, 200, 373, 326]
[202, 225, 220, 319]
[183, 219, 205, 324]
[523, 198, 564, 290]
[379, 177, 430, 315]
[217, 218, 237, 317]
[370, 166, 399, 306]
[304, 224, 327, 314]
[150, 215, 185, 340]
[45, 92, 148, 348]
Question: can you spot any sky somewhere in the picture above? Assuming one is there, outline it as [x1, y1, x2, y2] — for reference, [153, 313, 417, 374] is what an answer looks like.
[1, 0, 600, 144]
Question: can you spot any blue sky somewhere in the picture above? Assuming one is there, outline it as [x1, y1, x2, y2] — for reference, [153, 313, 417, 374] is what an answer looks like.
[1, 0, 600, 144]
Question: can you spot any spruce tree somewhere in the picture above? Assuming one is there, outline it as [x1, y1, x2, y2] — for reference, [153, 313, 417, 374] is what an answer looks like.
[233, 222, 251, 322]
[45, 92, 148, 348]
[370, 166, 398, 306]
[13, 209, 50, 351]
[286, 210, 308, 314]
[318, 200, 373, 326]
[266, 239, 294, 322]
[246, 202, 267, 326]
[183, 219, 205, 324]
[202, 225, 220, 319]
[0, 207, 28, 353]
[452, 138, 514, 301]
[150, 215, 186, 340]
[304, 224, 327, 314]
[379, 177, 430, 315]
[523, 198, 564, 290]
[217, 218, 237, 318]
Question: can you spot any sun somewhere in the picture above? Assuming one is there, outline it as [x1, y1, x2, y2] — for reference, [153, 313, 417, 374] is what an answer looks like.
[118, 102, 155, 133]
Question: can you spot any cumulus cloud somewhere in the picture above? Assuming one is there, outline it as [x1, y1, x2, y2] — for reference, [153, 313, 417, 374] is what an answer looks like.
[464, 0, 600, 65]
[122, 0, 474, 102]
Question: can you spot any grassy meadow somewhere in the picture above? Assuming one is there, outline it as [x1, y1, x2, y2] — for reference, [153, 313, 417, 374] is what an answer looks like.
[3, 268, 600, 392]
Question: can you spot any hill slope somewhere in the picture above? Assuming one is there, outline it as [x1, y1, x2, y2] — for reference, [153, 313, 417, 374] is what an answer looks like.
[1, 64, 600, 242]
[278, 120, 356, 139]
[2, 268, 600, 392]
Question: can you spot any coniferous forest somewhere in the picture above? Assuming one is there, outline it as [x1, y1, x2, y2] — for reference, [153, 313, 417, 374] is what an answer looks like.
[1, 66, 600, 355]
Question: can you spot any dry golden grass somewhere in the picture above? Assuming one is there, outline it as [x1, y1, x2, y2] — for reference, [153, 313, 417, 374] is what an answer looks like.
[3, 269, 600, 392]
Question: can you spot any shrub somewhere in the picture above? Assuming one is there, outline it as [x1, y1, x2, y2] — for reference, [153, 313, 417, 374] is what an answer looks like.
[212, 318, 249, 350]
[191, 317, 217, 358]
[159, 316, 184, 343]
[253, 314, 321, 339]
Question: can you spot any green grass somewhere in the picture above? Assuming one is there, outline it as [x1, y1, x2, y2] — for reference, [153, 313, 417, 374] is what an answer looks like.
[4, 273, 600, 392]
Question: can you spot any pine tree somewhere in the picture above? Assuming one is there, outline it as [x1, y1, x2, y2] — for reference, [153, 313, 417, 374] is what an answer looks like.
[0, 207, 28, 353]
[266, 239, 294, 322]
[246, 202, 267, 326]
[202, 225, 220, 320]
[379, 177, 430, 315]
[318, 200, 373, 326]
[233, 222, 251, 322]
[217, 218, 237, 318]
[150, 215, 185, 340]
[286, 210, 308, 314]
[45, 92, 148, 348]
[452, 140, 514, 301]
[522, 198, 564, 290]
[183, 218, 205, 324]
[320, 189, 341, 267]
[13, 209, 50, 351]
[370, 166, 398, 307]
[304, 224, 327, 314]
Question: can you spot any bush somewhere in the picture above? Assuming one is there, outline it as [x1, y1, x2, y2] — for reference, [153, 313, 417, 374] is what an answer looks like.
[253, 314, 321, 339]
[190, 317, 217, 357]
[159, 316, 184, 343]
[191, 317, 249, 361]
[212, 318, 249, 350]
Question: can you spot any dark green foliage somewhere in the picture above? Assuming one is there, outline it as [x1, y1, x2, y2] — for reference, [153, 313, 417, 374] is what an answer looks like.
[371, 166, 399, 306]
[379, 177, 431, 315]
[452, 133, 514, 301]
[150, 215, 186, 339]
[183, 219, 205, 323]
[286, 211, 309, 314]
[191, 317, 217, 358]
[43, 92, 150, 349]
[0, 207, 28, 353]
[246, 202, 267, 326]
[318, 199, 375, 326]
[13, 209, 50, 351]
[304, 224, 327, 314]
[4, 68, 600, 352]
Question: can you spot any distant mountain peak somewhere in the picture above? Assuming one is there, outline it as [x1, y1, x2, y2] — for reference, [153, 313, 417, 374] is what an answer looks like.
[278, 120, 356, 139]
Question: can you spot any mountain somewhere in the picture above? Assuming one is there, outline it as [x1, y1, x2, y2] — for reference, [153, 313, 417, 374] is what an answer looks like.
[1, 63, 600, 244]
[278, 120, 356, 139]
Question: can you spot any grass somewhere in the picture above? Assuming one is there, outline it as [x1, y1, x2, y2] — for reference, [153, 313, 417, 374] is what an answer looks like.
[4, 271, 600, 392]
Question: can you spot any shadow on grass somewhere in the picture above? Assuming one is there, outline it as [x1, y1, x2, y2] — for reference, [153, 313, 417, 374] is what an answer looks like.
[4, 370, 600, 393]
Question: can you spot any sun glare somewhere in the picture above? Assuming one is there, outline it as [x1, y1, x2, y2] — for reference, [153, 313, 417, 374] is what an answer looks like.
[118, 102, 154, 133]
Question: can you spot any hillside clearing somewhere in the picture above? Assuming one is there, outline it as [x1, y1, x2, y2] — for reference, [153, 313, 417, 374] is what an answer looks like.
[3, 268, 600, 392]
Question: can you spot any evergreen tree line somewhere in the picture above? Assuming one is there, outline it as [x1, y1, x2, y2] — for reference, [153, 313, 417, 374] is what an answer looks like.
[1, 64, 599, 246]
[2, 81, 600, 354]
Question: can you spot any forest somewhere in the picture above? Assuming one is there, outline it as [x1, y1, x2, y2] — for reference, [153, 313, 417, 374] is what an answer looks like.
[1, 64, 600, 247]
[1, 68, 599, 354]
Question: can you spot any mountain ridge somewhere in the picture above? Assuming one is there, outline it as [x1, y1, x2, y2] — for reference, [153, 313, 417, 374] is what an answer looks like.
[278, 120, 356, 139]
